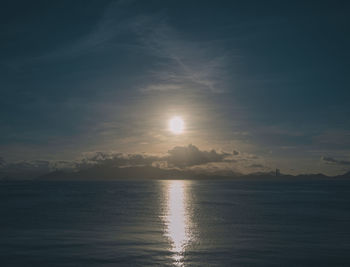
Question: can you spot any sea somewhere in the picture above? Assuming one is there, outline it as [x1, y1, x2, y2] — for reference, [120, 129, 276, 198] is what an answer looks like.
[1, 179, 350, 266]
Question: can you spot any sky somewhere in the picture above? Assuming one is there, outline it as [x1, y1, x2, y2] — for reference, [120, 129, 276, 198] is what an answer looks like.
[0, 0, 350, 176]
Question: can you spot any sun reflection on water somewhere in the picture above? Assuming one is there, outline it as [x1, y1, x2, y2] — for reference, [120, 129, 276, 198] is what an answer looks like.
[162, 180, 194, 266]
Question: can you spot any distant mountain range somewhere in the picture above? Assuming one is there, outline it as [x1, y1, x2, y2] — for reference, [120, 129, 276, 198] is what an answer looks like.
[1, 163, 350, 181]
[37, 167, 350, 181]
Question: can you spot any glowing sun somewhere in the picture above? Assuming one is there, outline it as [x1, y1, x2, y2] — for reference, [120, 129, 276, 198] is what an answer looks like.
[169, 116, 185, 134]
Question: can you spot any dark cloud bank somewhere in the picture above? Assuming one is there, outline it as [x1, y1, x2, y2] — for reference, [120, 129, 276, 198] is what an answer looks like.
[1, 145, 349, 181]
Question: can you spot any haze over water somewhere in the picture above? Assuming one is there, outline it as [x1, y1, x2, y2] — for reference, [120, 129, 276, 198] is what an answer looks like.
[1, 179, 350, 267]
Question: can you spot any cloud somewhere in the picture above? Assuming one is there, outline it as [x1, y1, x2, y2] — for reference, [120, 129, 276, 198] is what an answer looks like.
[166, 144, 229, 168]
[249, 164, 265, 169]
[140, 84, 183, 93]
[76, 145, 266, 176]
[77, 152, 160, 170]
[36, 145, 240, 180]
[31, 2, 228, 92]
[3, 160, 50, 172]
[132, 21, 229, 94]
[8, 0, 140, 67]
[78, 144, 232, 170]
[0, 157, 5, 166]
[0, 158, 78, 180]
[0, 160, 51, 179]
[51, 160, 77, 171]
[0, 145, 260, 179]
[321, 156, 350, 166]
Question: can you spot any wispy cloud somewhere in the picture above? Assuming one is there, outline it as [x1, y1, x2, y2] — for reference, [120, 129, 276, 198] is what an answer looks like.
[133, 21, 229, 94]
[249, 163, 265, 169]
[321, 156, 350, 166]
[0, 157, 6, 166]
[4, 0, 139, 67]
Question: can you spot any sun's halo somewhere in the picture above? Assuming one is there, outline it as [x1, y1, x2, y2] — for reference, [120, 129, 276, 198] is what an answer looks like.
[169, 116, 185, 134]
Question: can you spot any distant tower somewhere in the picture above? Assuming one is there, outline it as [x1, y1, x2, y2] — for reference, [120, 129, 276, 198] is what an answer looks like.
[275, 168, 280, 177]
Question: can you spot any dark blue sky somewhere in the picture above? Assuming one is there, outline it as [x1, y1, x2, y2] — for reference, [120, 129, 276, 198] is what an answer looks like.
[1, 0, 349, 175]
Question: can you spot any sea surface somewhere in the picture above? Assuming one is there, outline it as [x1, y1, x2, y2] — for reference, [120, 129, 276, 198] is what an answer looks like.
[1, 179, 350, 266]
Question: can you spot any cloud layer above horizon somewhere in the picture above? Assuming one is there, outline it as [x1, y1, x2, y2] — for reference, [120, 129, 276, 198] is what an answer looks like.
[0, 144, 271, 179]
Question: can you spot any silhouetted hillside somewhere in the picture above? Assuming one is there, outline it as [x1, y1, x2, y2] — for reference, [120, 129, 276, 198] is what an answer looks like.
[38, 166, 188, 181]
[34, 165, 349, 181]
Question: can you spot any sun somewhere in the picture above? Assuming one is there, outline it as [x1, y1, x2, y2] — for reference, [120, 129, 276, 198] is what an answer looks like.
[169, 116, 185, 134]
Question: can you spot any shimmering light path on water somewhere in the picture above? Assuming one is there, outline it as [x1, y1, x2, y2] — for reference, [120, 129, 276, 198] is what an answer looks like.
[162, 180, 195, 266]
